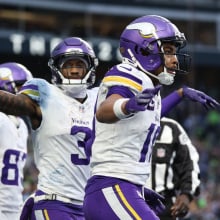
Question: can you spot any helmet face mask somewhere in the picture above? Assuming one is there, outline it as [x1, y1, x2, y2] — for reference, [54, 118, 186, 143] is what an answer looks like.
[158, 45, 191, 75]
[0, 63, 33, 93]
[49, 37, 98, 88]
[119, 15, 191, 77]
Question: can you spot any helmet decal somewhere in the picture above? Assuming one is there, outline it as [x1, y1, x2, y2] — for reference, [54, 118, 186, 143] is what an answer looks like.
[0, 62, 33, 93]
[0, 67, 12, 80]
[126, 22, 157, 39]
[119, 15, 191, 76]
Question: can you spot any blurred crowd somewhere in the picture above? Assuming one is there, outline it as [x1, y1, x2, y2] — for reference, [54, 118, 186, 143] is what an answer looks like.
[183, 109, 220, 220]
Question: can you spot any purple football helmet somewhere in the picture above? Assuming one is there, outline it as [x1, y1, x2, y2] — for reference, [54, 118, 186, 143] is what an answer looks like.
[0, 62, 33, 94]
[48, 37, 98, 87]
[120, 15, 191, 75]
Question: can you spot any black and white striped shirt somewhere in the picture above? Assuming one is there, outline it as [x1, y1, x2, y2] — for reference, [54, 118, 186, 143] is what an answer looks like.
[146, 117, 200, 199]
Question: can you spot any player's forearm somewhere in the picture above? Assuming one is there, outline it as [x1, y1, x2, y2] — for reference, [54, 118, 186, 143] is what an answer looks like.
[0, 91, 33, 116]
[161, 89, 183, 117]
[96, 94, 128, 123]
[96, 106, 118, 123]
[0, 90, 18, 115]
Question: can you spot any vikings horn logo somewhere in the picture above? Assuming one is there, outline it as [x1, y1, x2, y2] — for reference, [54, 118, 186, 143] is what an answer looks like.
[0, 67, 13, 81]
[126, 22, 158, 39]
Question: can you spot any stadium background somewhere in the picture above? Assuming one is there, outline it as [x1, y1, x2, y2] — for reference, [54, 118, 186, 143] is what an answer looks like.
[0, 0, 220, 219]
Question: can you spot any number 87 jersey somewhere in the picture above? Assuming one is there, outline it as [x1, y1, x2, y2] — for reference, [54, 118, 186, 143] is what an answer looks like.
[0, 112, 28, 213]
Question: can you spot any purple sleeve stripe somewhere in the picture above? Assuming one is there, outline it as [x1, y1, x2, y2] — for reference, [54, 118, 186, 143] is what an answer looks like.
[20, 84, 38, 91]
[161, 91, 182, 117]
[107, 86, 134, 98]
[19, 84, 39, 97]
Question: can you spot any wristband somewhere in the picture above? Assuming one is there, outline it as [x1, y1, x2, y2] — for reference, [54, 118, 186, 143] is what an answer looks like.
[113, 98, 131, 119]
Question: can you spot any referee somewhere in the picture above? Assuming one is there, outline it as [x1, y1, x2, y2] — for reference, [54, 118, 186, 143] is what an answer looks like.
[146, 117, 200, 220]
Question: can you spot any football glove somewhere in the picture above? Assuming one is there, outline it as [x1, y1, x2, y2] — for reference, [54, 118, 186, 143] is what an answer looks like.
[183, 86, 220, 110]
[144, 187, 166, 216]
[125, 85, 161, 113]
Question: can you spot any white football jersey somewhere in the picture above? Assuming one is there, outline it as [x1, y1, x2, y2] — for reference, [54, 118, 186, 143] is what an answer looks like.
[91, 63, 161, 186]
[19, 79, 97, 205]
[0, 113, 28, 212]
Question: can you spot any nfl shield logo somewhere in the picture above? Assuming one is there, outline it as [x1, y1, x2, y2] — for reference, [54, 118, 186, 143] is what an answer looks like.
[79, 106, 85, 113]
[157, 148, 165, 158]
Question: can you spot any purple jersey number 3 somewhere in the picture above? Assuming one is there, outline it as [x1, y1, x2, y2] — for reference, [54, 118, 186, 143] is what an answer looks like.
[70, 126, 93, 165]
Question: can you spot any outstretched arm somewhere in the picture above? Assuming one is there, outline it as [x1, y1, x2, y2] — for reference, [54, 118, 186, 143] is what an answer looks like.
[0, 90, 41, 129]
[161, 90, 182, 117]
[96, 85, 161, 123]
[161, 86, 220, 117]
[181, 86, 220, 110]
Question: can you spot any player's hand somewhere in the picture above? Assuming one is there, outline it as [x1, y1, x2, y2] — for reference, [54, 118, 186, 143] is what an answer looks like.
[125, 85, 161, 113]
[170, 194, 190, 218]
[20, 193, 35, 220]
[183, 86, 220, 110]
[144, 187, 166, 215]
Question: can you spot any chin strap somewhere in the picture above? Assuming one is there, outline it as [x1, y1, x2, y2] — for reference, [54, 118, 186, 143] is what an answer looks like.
[127, 49, 174, 85]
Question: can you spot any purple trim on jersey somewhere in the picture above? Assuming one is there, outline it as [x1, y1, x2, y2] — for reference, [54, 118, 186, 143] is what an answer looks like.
[161, 91, 182, 117]
[20, 195, 34, 220]
[20, 84, 38, 91]
[107, 85, 134, 98]
[35, 190, 46, 196]
[105, 68, 142, 85]
[89, 97, 98, 158]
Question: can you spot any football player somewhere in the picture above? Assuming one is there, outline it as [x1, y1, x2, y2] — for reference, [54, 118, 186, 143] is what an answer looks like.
[0, 37, 99, 220]
[83, 15, 220, 220]
[0, 63, 31, 220]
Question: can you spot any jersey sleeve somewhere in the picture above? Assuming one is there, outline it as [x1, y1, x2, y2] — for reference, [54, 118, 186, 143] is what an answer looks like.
[101, 63, 144, 94]
[18, 78, 49, 105]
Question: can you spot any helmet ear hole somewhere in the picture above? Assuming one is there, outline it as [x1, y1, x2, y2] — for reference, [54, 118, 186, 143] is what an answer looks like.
[140, 48, 150, 56]
[134, 45, 139, 54]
